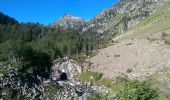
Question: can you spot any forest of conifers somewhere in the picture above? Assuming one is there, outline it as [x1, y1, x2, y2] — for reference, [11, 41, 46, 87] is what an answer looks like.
[0, 12, 109, 83]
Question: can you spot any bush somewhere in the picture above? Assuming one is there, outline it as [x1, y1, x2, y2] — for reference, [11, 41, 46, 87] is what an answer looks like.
[116, 80, 158, 100]
[127, 69, 132, 73]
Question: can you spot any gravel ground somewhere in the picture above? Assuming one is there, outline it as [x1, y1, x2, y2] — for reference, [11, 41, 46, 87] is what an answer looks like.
[88, 39, 170, 80]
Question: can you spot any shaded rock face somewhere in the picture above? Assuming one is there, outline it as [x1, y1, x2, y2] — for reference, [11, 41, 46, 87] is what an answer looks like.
[53, 14, 87, 30]
[51, 58, 83, 81]
[55, 81, 99, 100]
[83, 0, 166, 34]
[0, 63, 49, 100]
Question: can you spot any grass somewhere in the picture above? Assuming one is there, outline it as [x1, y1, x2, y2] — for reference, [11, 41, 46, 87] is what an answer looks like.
[147, 67, 170, 88]
[87, 92, 108, 100]
[158, 93, 170, 100]
[97, 77, 129, 94]
[0, 67, 4, 75]
[100, 77, 159, 99]
[146, 66, 170, 100]
[78, 71, 135, 94]
[77, 68, 170, 99]
[44, 84, 61, 99]
[78, 71, 127, 96]
[77, 68, 170, 100]
[78, 71, 103, 82]
[78, 72, 159, 99]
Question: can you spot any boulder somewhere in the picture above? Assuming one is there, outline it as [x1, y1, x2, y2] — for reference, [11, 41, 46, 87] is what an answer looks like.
[51, 57, 83, 81]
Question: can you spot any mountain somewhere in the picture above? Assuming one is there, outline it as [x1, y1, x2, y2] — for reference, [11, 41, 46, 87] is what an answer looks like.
[83, 0, 166, 35]
[53, 14, 87, 29]
[86, 1, 170, 99]
[0, 12, 19, 25]
[114, 0, 170, 40]
[1, 0, 170, 99]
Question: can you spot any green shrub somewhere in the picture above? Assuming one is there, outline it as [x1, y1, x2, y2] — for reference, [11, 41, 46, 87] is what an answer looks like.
[116, 80, 158, 100]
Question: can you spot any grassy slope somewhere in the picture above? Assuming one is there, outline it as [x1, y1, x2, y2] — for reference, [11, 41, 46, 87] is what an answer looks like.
[114, 0, 170, 40]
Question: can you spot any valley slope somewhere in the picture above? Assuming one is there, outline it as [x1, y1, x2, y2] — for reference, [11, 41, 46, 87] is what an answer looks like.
[85, 0, 170, 99]
[87, 0, 170, 81]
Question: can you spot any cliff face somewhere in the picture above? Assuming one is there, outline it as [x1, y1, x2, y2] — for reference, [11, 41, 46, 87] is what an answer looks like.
[53, 14, 87, 30]
[83, 0, 166, 35]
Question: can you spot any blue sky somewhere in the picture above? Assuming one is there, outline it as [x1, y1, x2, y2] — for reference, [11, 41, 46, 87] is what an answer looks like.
[0, 0, 118, 25]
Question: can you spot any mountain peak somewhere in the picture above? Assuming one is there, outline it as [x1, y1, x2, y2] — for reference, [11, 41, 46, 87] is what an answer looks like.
[53, 14, 87, 29]
[63, 13, 73, 18]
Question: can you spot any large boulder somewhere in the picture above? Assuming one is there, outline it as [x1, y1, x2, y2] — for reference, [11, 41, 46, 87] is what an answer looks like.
[51, 57, 83, 81]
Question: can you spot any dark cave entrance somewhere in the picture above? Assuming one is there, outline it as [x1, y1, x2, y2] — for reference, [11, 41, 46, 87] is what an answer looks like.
[60, 73, 68, 80]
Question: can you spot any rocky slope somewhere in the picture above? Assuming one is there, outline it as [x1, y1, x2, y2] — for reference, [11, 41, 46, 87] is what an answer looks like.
[83, 0, 166, 35]
[87, 39, 170, 80]
[85, 0, 170, 82]
[84, 0, 170, 98]
[53, 14, 87, 29]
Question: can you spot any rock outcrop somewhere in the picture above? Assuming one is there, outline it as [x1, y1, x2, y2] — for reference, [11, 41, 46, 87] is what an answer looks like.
[51, 57, 83, 81]
[1, 59, 106, 100]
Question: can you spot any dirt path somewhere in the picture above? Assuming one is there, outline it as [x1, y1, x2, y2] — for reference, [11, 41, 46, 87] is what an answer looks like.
[87, 39, 170, 80]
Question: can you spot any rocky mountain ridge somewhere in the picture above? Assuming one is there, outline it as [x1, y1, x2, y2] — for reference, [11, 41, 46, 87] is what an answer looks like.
[83, 0, 166, 35]
[52, 0, 167, 36]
